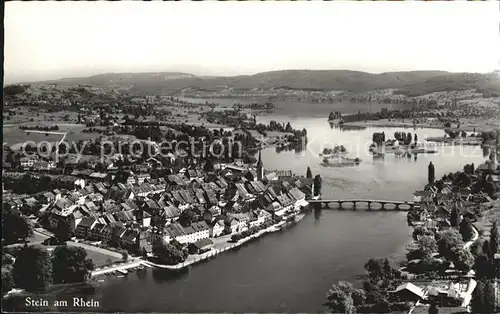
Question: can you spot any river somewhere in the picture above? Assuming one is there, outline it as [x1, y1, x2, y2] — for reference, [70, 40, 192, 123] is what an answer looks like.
[5, 103, 489, 312]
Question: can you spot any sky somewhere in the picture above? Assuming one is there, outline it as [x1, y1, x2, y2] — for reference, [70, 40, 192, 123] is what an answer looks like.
[4, 1, 500, 84]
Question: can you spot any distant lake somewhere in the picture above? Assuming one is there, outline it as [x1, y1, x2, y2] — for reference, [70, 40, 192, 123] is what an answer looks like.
[4, 112, 488, 313]
[178, 96, 414, 117]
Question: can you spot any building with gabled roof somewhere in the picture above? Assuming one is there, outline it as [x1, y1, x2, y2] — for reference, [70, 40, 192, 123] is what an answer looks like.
[76, 217, 97, 238]
[391, 282, 424, 302]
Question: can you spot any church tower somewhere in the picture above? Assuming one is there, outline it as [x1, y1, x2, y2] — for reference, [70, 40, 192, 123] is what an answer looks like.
[257, 145, 264, 181]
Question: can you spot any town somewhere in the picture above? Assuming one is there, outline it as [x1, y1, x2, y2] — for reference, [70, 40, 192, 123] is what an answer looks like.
[2, 83, 324, 303]
[324, 144, 500, 313]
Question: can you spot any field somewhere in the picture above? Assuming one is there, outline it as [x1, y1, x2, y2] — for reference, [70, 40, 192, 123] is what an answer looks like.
[67, 242, 124, 267]
[4, 106, 81, 125]
[84, 249, 122, 267]
[156, 105, 227, 128]
[3, 123, 96, 151]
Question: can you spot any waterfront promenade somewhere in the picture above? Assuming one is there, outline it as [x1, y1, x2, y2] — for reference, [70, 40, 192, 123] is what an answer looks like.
[143, 220, 290, 270]
[91, 259, 146, 277]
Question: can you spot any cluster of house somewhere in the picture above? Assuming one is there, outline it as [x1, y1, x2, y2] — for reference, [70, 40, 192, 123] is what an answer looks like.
[4, 152, 312, 256]
[392, 279, 477, 311]
[411, 157, 500, 229]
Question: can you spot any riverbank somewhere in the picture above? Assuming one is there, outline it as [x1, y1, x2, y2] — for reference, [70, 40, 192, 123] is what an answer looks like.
[144, 220, 289, 270]
[425, 137, 482, 146]
[91, 259, 146, 277]
[343, 118, 500, 133]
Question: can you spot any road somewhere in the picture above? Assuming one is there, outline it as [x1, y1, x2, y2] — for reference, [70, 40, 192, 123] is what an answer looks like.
[464, 225, 480, 250]
[4, 229, 51, 249]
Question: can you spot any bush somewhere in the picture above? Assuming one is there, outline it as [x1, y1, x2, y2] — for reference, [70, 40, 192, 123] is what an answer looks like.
[389, 302, 412, 312]
[231, 234, 242, 242]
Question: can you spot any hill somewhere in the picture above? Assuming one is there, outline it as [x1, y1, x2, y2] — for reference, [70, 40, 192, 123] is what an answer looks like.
[395, 72, 500, 97]
[14, 70, 500, 97]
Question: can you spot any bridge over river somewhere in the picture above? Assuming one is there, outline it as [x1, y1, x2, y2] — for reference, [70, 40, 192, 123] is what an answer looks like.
[309, 199, 415, 211]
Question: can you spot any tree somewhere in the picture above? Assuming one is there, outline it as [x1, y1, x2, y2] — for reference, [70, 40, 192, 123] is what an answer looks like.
[53, 220, 72, 244]
[459, 219, 474, 242]
[231, 234, 242, 242]
[471, 280, 486, 314]
[428, 302, 438, 314]
[490, 221, 499, 258]
[2, 267, 14, 296]
[306, 167, 313, 179]
[178, 209, 198, 227]
[428, 162, 435, 184]
[51, 246, 94, 284]
[484, 181, 497, 198]
[484, 280, 496, 313]
[364, 258, 398, 283]
[352, 288, 366, 307]
[470, 240, 484, 257]
[12, 246, 52, 292]
[451, 248, 474, 273]
[483, 240, 493, 260]
[437, 229, 464, 261]
[313, 175, 322, 196]
[412, 226, 428, 241]
[450, 206, 460, 228]
[204, 158, 214, 173]
[474, 254, 493, 280]
[2, 207, 34, 244]
[418, 235, 438, 260]
[152, 239, 186, 265]
[324, 281, 356, 314]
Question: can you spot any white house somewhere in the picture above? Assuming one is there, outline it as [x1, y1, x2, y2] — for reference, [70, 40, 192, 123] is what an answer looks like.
[75, 179, 86, 190]
[210, 220, 225, 238]
[166, 221, 210, 244]
[20, 156, 38, 168]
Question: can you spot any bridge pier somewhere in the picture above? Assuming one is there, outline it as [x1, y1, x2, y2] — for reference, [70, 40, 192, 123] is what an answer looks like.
[308, 199, 414, 212]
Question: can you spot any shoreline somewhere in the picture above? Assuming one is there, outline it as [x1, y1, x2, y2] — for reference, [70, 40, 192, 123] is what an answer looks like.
[143, 211, 307, 271]
[143, 221, 287, 270]
[342, 118, 500, 133]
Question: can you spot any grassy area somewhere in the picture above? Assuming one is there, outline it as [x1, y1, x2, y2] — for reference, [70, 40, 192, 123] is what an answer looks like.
[29, 232, 50, 243]
[84, 249, 122, 267]
[4, 107, 80, 125]
[4, 123, 96, 151]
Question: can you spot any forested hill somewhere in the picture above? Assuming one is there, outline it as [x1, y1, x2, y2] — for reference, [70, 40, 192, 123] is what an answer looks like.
[14, 70, 500, 97]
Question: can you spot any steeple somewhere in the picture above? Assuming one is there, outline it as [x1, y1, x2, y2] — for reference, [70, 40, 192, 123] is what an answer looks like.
[257, 144, 263, 181]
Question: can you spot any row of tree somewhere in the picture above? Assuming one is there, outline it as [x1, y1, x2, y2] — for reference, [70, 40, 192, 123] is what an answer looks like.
[407, 227, 474, 275]
[19, 125, 60, 131]
[324, 258, 408, 313]
[3, 206, 34, 245]
[394, 132, 416, 146]
[2, 245, 94, 294]
[471, 280, 497, 314]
